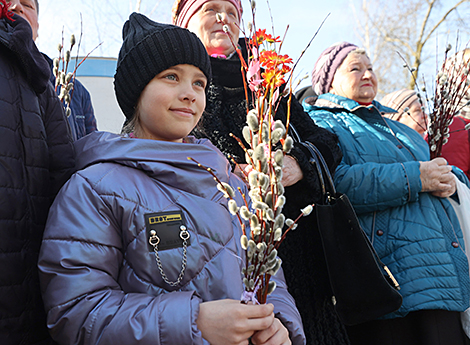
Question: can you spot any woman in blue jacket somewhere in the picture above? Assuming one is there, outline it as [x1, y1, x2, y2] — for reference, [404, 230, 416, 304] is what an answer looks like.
[304, 41, 470, 345]
[38, 14, 305, 345]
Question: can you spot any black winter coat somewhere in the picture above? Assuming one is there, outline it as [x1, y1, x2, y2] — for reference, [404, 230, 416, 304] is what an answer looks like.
[191, 40, 350, 345]
[0, 14, 75, 345]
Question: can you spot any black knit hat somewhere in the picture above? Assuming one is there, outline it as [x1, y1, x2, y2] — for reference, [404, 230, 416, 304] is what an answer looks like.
[114, 13, 212, 120]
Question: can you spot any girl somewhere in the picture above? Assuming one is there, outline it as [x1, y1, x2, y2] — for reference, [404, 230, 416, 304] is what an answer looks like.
[38, 13, 305, 345]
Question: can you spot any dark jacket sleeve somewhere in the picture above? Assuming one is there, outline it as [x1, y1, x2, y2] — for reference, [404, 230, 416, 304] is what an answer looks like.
[40, 83, 75, 196]
[83, 86, 98, 134]
[74, 78, 98, 135]
[277, 95, 342, 210]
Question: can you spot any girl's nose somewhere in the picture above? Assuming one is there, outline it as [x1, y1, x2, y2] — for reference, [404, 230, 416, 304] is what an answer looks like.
[181, 84, 196, 103]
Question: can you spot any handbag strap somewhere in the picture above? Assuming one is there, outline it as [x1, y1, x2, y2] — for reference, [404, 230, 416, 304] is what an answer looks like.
[288, 121, 302, 143]
[289, 124, 332, 201]
[290, 124, 401, 290]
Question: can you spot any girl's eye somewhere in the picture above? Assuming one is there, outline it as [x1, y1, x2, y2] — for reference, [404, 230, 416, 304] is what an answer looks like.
[194, 80, 206, 88]
[165, 74, 177, 81]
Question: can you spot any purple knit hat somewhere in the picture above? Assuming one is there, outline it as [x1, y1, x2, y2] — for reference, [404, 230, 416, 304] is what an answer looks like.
[311, 42, 358, 95]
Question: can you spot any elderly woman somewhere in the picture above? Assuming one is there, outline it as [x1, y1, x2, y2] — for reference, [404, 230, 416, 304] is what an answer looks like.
[381, 89, 427, 137]
[172, 1, 348, 344]
[304, 41, 470, 345]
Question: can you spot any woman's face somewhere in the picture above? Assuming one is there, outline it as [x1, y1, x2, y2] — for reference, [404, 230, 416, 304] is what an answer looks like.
[8, 0, 39, 41]
[186, 0, 240, 57]
[330, 53, 378, 104]
[398, 100, 427, 135]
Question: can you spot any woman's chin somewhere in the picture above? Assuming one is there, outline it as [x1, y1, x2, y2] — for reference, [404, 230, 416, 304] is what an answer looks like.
[207, 42, 235, 57]
[359, 92, 376, 103]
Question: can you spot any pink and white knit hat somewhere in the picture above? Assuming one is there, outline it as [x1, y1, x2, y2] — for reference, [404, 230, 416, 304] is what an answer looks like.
[172, 0, 243, 28]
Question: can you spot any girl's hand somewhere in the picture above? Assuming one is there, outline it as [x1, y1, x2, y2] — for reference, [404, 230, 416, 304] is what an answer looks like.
[197, 299, 275, 345]
[251, 317, 291, 345]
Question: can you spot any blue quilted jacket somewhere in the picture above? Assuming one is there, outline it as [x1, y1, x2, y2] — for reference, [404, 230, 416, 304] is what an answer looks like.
[304, 93, 470, 319]
[38, 132, 305, 345]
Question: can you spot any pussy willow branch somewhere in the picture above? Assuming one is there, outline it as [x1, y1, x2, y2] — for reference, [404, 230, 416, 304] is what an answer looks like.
[187, 157, 246, 236]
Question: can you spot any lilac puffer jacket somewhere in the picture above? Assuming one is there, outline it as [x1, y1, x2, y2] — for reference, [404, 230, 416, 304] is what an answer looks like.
[38, 131, 305, 345]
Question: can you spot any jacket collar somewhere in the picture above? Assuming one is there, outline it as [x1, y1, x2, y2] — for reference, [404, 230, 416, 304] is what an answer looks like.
[74, 132, 233, 200]
[308, 93, 397, 115]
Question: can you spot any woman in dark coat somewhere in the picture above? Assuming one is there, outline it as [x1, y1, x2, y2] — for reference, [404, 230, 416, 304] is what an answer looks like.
[172, 1, 348, 343]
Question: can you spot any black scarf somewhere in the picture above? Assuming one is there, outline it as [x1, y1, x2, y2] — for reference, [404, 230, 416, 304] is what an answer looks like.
[0, 14, 50, 94]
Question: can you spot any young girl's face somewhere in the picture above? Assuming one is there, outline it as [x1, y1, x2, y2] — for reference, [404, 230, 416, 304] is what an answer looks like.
[136, 64, 207, 142]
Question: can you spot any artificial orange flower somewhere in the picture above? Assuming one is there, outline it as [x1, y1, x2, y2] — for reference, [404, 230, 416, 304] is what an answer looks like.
[249, 29, 281, 46]
[262, 69, 285, 88]
[259, 50, 293, 71]
[281, 64, 292, 74]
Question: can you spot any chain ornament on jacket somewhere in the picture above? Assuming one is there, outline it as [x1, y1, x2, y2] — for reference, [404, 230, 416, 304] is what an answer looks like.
[149, 225, 190, 287]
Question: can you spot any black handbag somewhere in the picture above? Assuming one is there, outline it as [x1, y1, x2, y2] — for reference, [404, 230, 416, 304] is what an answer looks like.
[295, 138, 403, 326]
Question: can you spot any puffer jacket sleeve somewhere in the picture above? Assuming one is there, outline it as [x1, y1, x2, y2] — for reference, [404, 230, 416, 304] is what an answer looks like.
[40, 83, 75, 196]
[38, 172, 204, 345]
[266, 268, 306, 345]
[288, 97, 342, 172]
[334, 159, 422, 214]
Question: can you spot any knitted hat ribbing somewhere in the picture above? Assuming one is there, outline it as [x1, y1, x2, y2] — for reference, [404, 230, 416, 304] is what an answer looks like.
[114, 13, 212, 120]
[311, 42, 358, 95]
[381, 89, 419, 115]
